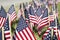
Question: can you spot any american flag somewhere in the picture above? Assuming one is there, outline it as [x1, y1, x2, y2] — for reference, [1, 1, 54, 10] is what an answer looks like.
[35, 6, 43, 35]
[4, 18, 11, 40]
[43, 30, 51, 40]
[13, 15, 36, 40]
[37, 8, 49, 30]
[24, 8, 29, 23]
[49, 12, 54, 22]
[0, 6, 7, 28]
[43, 29, 58, 40]
[0, 29, 2, 40]
[8, 5, 17, 22]
[42, 20, 58, 40]
[29, 5, 37, 24]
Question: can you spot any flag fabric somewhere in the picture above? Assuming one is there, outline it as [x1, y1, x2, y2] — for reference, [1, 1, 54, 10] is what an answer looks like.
[8, 5, 17, 22]
[42, 19, 58, 40]
[4, 18, 11, 40]
[49, 12, 54, 22]
[29, 5, 37, 24]
[24, 8, 29, 23]
[42, 27, 52, 39]
[43, 30, 51, 40]
[13, 15, 36, 40]
[0, 6, 7, 28]
[0, 29, 2, 40]
[42, 28, 58, 40]
[37, 8, 49, 30]
[33, 0, 37, 8]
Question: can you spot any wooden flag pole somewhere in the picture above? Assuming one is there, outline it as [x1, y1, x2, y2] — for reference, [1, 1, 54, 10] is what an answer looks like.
[9, 14, 12, 40]
[53, 0, 58, 38]
[2, 27, 4, 40]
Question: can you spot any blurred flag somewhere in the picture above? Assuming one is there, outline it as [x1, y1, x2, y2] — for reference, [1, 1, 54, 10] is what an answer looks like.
[29, 5, 37, 24]
[17, 4, 22, 19]
[43, 30, 51, 40]
[13, 15, 36, 40]
[24, 8, 29, 23]
[0, 30, 2, 40]
[0, 6, 7, 28]
[33, 0, 37, 8]
[49, 12, 54, 22]
[42, 27, 52, 39]
[37, 8, 49, 31]
[43, 29, 58, 40]
[8, 5, 17, 22]
[4, 18, 11, 40]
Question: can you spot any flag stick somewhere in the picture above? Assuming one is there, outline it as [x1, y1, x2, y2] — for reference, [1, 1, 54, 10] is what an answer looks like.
[52, 0, 58, 38]
[9, 14, 12, 40]
[2, 27, 4, 40]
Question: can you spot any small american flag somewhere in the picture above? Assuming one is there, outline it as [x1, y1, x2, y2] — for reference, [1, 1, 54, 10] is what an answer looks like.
[37, 8, 49, 30]
[43, 30, 51, 40]
[0, 6, 7, 28]
[29, 6, 37, 24]
[42, 19, 58, 40]
[43, 29, 58, 40]
[13, 15, 36, 40]
[24, 8, 29, 23]
[4, 18, 11, 40]
[8, 5, 17, 22]
[49, 12, 54, 22]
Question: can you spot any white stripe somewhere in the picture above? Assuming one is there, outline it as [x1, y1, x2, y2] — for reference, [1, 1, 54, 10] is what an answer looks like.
[5, 34, 10, 38]
[44, 33, 48, 35]
[6, 39, 11, 40]
[26, 27, 35, 40]
[42, 17, 48, 21]
[16, 31, 22, 40]
[30, 20, 37, 23]
[40, 20, 48, 24]
[38, 22, 48, 29]
[29, 18, 37, 20]
[4, 31, 10, 33]
[23, 29, 31, 40]
[46, 30, 50, 32]
[20, 31, 27, 40]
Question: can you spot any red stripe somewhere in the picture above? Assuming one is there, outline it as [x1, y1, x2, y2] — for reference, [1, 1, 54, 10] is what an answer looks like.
[5, 32, 10, 35]
[18, 32, 24, 40]
[6, 37, 10, 40]
[22, 30, 28, 40]
[40, 20, 48, 25]
[25, 28, 32, 40]
[38, 23, 49, 30]
[28, 27, 36, 40]
[15, 33, 20, 40]
[0, 17, 3, 26]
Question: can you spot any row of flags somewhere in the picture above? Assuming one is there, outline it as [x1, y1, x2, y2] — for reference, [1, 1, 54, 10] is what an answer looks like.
[0, 4, 37, 40]
[0, 0, 59, 40]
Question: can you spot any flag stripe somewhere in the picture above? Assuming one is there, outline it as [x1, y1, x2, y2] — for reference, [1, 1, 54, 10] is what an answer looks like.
[22, 30, 28, 40]
[10, 11, 17, 21]
[18, 32, 24, 40]
[16, 31, 22, 40]
[25, 28, 32, 40]
[27, 27, 36, 40]
[23, 29, 31, 40]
